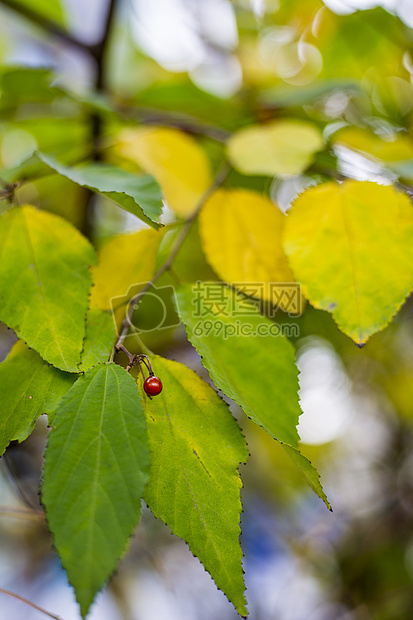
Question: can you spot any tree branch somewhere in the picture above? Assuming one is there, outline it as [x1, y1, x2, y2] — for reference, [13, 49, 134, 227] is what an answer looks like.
[0, 0, 94, 56]
[1, 452, 40, 512]
[94, 0, 118, 91]
[90, 0, 117, 157]
[119, 105, 231, 142]
[310, 162, 413, 197]
[82, 0, 118, 238]
[0, 587, 64, 620]
[0, 505, 45, 520]
[114, 161, 231, 350]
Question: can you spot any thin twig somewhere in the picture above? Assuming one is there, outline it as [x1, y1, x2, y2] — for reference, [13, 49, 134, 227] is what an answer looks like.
[0, 587, 64, 620]
[94, 0, 118, 92]
[115, 161, 231, 349]
[0, 0, 94, 56]
[0, 182, 19, 202]
[114, 105, 413, 199]
[396, 179, 413, 197]
[309, 163, 347, 181]
[0, 175, 11, 188]
[311, 161, 413, 197]
[0, 505, 45, 520]
[1, 453, 40, 512]
[119, 105, 231, 142]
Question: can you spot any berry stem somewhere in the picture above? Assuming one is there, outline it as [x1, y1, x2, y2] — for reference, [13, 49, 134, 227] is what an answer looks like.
[115, 345, 155, 378]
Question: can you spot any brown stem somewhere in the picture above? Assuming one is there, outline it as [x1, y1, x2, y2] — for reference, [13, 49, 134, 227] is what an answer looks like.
[115, 344, 154, 378]
[114, 161, 231, 350]
[116, 343, 135, 364]
[0, 587, 64, 620]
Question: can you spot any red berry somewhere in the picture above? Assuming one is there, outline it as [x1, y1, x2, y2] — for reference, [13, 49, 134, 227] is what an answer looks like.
[144, 375, 163, 397]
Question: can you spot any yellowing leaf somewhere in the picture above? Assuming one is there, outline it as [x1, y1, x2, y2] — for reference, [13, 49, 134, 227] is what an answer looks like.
[140, 355, 248, 616]
[79, 309, 116, 372]
[116, 127, 211, 218]
[199, 189, 299, 312]
[283, 180, 413, 344]
[175, 283, 331, 510]
[90, 228, 161, 312]
[0, 205, 96, 371]
[333, 126, 413, 162]
[227, 119, 324, 176]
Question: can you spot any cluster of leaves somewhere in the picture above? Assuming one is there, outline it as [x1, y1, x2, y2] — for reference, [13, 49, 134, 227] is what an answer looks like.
[1, 0, 413, 618]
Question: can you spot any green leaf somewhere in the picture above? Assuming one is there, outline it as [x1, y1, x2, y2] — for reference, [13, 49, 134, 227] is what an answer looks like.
[176, 284, 300, 447]
[79, 309, 115, 372]
[136, 79, 245, 130]
[260, 80, 360, 108]
[0, 153, 54, 185]
[65, 91, 116, 115]
[319, 8, 407, 85]
[175, 284, 330, 509]
[282, 445, 332, 512]
[13, 118, 87, 153]
[172, 220, 217, 283]
[0, 118, 88, 183]
[283, 180, 413, 344]
[9, 0, 66, 25]
[140, 355, 248, 616]
[0, 341, 75, 454]
[227, 119, 324, 177]
[332, 126, 413, 163]
[0, 206, 96, 372]
[0, 67, 61, 110]
[38, 153, 164, 229]
[42, 363, 149, 618]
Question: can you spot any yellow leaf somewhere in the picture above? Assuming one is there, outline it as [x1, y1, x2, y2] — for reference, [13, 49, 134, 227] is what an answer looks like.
[227, 119, 324, 176]
[333, 126, 413, 162]
[116, 127, 211, 218]
[283, 180, 413, 344]
[90, 228, 161, 315]
[199, 189, 299, 313]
